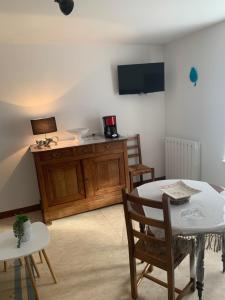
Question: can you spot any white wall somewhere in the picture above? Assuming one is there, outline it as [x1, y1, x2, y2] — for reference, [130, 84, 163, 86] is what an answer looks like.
[0, 42, 165, 212]
[165, 21, 225, 186]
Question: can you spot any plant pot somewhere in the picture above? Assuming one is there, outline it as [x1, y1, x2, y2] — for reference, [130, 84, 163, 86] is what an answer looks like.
[21, 220, 32, 242]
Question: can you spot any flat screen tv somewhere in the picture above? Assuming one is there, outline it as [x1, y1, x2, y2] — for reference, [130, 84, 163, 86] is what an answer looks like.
[117, 62, 165, 95]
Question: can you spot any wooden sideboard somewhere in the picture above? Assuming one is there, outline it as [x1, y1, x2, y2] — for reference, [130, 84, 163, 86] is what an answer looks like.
[31, 137, 129, 223]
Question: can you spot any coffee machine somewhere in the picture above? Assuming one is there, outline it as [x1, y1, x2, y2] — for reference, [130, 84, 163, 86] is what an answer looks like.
[103, 115, 119, 138]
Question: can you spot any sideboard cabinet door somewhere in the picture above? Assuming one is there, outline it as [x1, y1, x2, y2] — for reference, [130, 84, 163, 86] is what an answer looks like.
[43, 160, 85, 206]
[83, 153, 126, 197]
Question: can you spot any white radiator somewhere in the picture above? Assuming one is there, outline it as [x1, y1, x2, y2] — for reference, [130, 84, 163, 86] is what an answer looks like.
[165, 137, 201, 180]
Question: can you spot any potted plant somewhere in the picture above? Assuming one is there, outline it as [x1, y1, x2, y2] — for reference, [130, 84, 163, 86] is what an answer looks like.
[13, 215, 32, 248]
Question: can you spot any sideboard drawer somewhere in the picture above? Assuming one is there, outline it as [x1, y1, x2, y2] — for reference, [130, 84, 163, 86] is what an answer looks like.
[39, 148, 74, 161]
[95, 142, 123, 154]
[73, 145, 94, 156]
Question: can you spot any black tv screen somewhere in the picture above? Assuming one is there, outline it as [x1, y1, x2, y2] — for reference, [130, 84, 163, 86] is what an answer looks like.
[117, 63, 165, 95]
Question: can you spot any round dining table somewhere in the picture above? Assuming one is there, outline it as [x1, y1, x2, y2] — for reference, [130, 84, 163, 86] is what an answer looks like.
[133, 179, 225, 300]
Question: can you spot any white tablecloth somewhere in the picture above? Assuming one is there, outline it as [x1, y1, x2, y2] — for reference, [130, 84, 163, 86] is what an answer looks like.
[137, 179, 225, 235]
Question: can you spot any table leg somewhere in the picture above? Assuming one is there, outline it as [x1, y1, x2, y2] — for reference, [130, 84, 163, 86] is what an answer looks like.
[24, 256, 40, 300]
[19, 258, 23, 266]
[3, 261, 7, 272]
[30, 255, 40, 278]
[196, 235, 205, 300]
[190, 239, 196, 292]
[221, 233, 225, 272]
[139, 223, 145, 234]
[139, 223, 145, 264]
[30, 256, 36, 279]
[42, 249, 57, 283]
[39, 251, 43, 263]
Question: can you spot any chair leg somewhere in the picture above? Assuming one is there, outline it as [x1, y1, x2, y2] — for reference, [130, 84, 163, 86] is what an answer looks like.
[3, 261, 7, 272]
[42, 249, 57, 283]
[129, 256, 138, 299]
[167, 269, 175, 300]
[24, 257, 40, 300]
[130, 173, 134, 192]
[147, 264, 153, 273]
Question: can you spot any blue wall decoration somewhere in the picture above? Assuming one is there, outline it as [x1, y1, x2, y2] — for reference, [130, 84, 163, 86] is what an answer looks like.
[189, 67, 198, 86]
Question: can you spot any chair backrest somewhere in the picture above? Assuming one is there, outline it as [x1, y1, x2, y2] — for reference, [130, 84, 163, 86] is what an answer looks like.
[127, 134, 142, 165]
[122, 189, 173, 268]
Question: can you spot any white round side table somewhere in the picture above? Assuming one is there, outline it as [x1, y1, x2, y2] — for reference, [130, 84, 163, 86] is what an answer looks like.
[0, 222, 57, 300]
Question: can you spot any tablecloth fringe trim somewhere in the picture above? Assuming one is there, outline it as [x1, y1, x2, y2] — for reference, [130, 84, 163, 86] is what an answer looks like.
[177, 233, 224, 252]
[205, 233, 223, 252]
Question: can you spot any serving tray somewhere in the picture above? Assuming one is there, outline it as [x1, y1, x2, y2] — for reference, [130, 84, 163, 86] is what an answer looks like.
[160, 180, 201, 205]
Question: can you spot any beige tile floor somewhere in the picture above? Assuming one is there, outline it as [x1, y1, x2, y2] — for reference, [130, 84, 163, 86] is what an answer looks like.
[0, 205, 225, 300]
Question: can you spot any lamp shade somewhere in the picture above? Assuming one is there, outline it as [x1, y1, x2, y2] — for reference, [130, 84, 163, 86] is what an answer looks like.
[31, 117, 57, 135]
[55, 0, 74, 15]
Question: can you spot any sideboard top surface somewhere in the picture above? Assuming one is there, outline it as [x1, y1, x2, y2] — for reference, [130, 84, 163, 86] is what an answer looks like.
[30, 135, 127, 153]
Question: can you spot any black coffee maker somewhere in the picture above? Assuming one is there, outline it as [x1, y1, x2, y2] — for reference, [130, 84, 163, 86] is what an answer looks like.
[103, 115, 119, 138]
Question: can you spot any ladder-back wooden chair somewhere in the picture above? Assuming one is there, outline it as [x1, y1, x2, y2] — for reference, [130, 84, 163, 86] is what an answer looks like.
[122, 190, 196, 300]
[127, 134, 155, 191]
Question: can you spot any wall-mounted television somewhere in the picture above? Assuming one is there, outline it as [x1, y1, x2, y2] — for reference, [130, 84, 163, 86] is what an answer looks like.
[117, 62, 165, 95]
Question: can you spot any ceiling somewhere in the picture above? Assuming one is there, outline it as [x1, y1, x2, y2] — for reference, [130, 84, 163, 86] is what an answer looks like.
[0, 0, 225, 45]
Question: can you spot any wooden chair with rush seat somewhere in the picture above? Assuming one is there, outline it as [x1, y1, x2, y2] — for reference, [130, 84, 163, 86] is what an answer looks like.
[127, 134, 155, 191]
[122, 190, 196, 300]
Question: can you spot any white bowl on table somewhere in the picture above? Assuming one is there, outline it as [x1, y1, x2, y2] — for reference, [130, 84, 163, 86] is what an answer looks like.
[67, 128, 90, 140]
